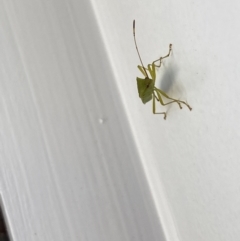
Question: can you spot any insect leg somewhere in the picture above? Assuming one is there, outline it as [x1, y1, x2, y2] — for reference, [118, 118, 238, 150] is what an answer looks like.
[155, 89, 181, 108]
[153, 93, 167, 119]
[152, 44, 172, 68]
[138, 65, 150, 77]
[153, 92, 159, 101]
[156, 88, 192, 111]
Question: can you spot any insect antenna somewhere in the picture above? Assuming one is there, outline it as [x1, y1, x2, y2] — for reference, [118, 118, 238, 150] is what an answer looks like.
[133, 20, 149, 78]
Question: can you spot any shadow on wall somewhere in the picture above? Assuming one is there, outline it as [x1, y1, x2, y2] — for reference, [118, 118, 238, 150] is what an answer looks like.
[157, 59, 190, 113]
[158, 60, 179, 93]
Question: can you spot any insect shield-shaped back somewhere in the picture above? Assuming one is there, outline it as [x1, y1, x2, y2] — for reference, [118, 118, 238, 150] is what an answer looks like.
[137, 77, 154, 104]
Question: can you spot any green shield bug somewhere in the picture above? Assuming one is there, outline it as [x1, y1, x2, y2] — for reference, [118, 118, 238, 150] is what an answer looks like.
[133, 20, 192, 119]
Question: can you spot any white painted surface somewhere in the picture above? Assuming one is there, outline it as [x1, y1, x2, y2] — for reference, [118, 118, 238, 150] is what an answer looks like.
[0, 0, 240, 241]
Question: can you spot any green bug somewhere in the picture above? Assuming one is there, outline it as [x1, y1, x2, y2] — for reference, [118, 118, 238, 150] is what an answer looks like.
[133, 20, 192, 119]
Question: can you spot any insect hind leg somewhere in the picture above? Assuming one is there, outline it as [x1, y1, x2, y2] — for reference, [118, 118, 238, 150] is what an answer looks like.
[155, 88, 192, 111]
[154, 89, 181, 108]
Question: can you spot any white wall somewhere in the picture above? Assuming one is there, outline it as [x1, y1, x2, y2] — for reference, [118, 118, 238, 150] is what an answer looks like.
[0, 0, 240, 241]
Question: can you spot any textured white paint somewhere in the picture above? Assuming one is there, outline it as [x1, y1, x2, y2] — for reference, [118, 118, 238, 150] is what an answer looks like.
[0, 0, 240, 241]
[92, 0, 240, 241]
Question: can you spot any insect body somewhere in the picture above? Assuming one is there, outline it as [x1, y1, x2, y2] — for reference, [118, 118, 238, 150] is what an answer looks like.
[133, 20, 192, 119]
